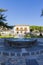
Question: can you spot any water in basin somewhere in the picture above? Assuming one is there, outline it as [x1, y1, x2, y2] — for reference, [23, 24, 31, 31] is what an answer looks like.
[8, 38, 35, 42]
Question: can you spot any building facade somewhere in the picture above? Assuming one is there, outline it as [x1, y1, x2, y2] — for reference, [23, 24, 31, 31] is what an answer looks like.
[13, 25, 30, 35]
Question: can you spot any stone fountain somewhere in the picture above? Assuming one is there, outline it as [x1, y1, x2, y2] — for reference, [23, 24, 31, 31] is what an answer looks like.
[14, 33, 25, 38]
[4, 32, 37, 48]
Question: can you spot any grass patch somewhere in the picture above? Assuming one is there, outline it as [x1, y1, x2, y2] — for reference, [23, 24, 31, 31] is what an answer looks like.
[0, 35, 43, 38]
[24, 34, 43, 38]
[0, 35, 14, 38]
[24, 34, 31, 38]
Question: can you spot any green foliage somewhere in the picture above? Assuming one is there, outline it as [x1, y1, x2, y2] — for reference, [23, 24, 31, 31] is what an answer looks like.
[9, 34, 12, 36]
[0, 8, 13, 29]
[0, 14, 7, 21]
[24, 34, 31, 38]
[30, 26, 43, 32]
[41, 9, 43, 16]
[0, 33, 1, 36]
[0, 8, 7, 12]
[0, 8, 7, 27]
[0, 35, 13, 38]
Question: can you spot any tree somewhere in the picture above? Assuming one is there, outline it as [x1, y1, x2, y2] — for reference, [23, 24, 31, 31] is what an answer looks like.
[39, 9, 43, 36]
[41, 9, 43, 16]
[0, 8, 7, 27]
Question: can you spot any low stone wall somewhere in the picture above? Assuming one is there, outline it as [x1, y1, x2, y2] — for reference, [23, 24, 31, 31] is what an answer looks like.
[0, 49, 43, 57]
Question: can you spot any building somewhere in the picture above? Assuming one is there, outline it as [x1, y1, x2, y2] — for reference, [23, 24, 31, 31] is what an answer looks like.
[13, 25, 30, 38]
[13, 25, 30, 35]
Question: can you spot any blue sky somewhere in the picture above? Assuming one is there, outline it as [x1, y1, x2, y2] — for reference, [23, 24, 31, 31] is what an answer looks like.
[0, 0, 43, 26]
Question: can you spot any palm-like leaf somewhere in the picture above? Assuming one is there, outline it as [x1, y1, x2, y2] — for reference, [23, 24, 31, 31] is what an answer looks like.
[0, 11, 7, 27]
[0, 8, 7, 12]
[41, 9, 43, 16]
[0, 8, 10, 28]
[0, 14, 7, 21]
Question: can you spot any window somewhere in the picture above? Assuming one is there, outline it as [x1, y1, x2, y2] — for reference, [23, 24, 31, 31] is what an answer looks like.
[24, 28, 27, 31]
[20, 27, 23, 31]
[16, 27, 19, 31]
[21, 31, 22, 33]
[17, 31, 19, 34]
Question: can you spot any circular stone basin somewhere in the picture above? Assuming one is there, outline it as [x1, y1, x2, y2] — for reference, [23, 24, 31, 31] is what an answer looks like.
[4, 38, 37, 48]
